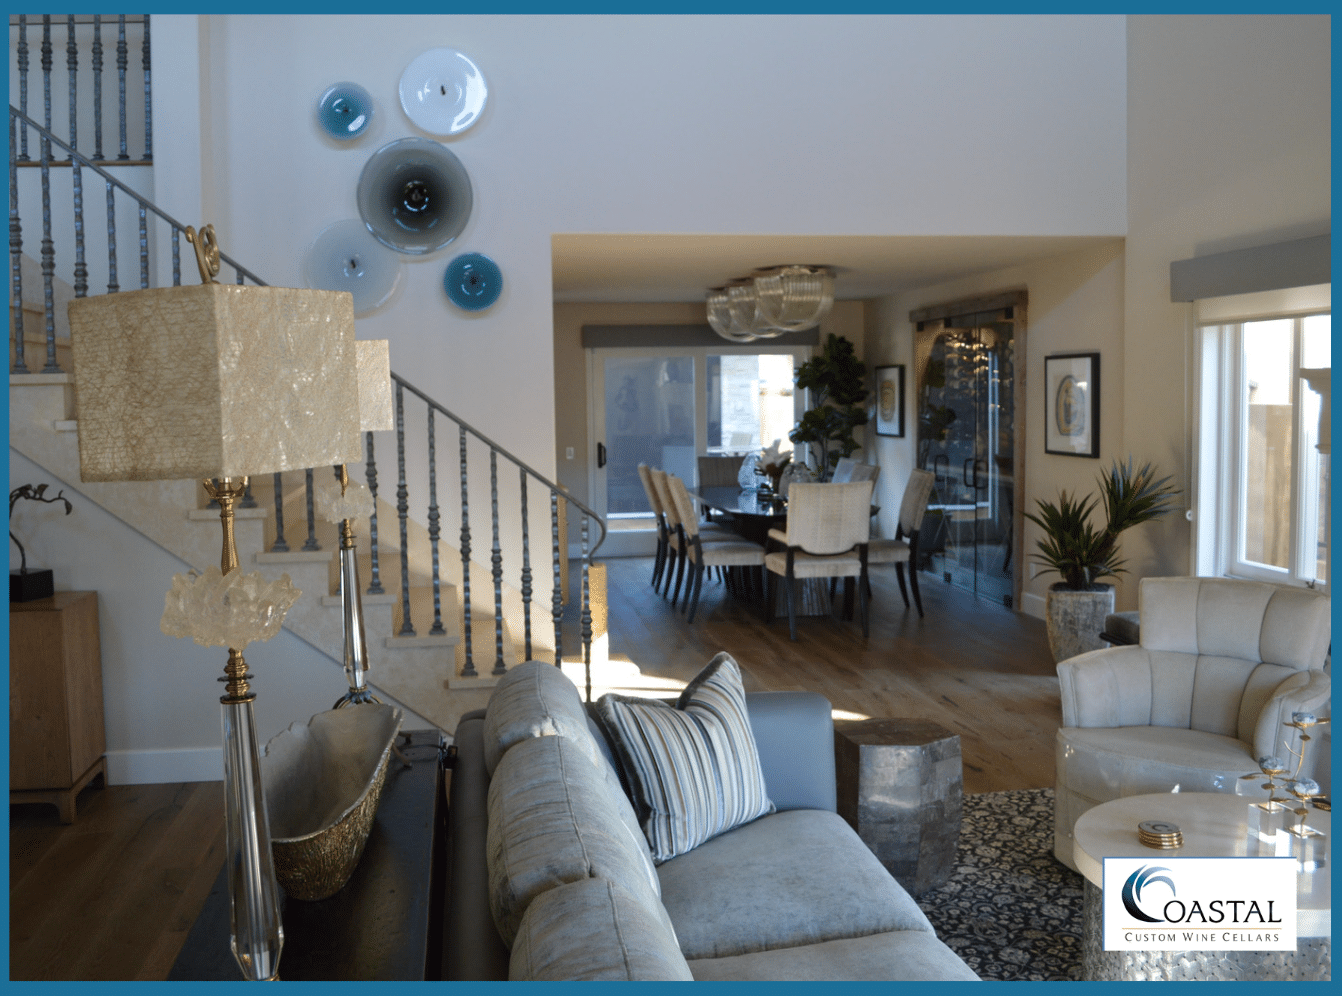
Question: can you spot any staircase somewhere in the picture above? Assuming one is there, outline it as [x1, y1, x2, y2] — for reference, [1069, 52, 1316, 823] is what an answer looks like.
[9, 98, 604, 739]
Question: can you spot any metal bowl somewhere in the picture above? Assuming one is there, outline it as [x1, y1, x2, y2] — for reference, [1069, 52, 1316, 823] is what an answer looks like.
[261, 703, 403, 901]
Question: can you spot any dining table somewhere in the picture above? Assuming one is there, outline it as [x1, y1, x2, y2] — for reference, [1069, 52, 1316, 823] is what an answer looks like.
[687, 486, 878, 619]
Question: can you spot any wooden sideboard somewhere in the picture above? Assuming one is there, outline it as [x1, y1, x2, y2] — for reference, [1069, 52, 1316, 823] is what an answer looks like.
[9, 590, 108, 822]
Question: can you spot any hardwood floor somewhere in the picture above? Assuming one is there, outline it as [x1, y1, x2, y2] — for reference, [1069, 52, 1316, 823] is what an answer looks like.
[8, 556, 1063, 980]
[591, 556, 1062, 795]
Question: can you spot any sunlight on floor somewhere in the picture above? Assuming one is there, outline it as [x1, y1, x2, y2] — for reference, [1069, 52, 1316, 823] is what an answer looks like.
[831, 708, 871, 722]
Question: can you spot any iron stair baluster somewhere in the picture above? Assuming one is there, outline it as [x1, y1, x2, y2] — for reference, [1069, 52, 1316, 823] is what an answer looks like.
[365, 431, 384, 595]
[551, 490, 563, 667]
[395, 382, 414, 636]
[519, 468, 532, 661]
[270, 472, 289, 552]
[458, 424, 474, 676]
[427, 410, 445, 636]
[10, 114, 27, 373]
[302, 469, 320, 551]
[116, 16, 128, 160]
[491, 449, 505, 674]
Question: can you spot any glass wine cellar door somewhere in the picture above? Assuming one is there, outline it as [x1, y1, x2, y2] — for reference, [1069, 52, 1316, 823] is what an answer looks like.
[914, 305, 1019, 607]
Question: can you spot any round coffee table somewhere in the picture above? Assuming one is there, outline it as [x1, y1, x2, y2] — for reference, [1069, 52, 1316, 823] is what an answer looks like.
[1072, 792, 1330, 981]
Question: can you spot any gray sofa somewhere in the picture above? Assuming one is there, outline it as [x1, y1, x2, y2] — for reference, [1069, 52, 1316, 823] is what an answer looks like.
[444, 660, 978, 981]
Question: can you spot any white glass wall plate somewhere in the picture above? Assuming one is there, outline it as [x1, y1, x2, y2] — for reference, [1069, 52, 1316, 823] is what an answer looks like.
[399, 48, 487, 136]
[303, 219, 402, 314]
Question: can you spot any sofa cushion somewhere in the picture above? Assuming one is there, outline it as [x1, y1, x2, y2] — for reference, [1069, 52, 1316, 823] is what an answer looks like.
[687, 929, 979, 981]
[657, 808, 933, 960]
[510, 877, 694, 981]
[481, 660, 593, 777]
[486, 734, 663, 947]
[596, 652, 775, 862]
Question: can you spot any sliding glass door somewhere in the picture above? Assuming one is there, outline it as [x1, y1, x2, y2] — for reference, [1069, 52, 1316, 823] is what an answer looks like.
[590, 346, 807, 522]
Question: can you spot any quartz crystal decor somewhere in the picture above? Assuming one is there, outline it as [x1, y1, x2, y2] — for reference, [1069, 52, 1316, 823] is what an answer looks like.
[318, 479, 375, 524]
[67, 284, 362, 481]
[160, 566, 300, 650]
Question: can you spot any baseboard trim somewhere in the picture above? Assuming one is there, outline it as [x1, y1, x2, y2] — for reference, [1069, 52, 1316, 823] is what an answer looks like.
[1021, 591, 1046, 619]
[105, 746, 223, 785]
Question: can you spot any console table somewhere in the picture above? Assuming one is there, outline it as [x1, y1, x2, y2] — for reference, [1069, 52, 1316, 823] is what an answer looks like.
[168, 729, 447, 981]
[9, 591, 107, 823]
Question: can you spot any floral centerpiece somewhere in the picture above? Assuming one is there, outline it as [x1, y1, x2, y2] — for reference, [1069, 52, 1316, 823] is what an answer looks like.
[757, 439, 792, 495]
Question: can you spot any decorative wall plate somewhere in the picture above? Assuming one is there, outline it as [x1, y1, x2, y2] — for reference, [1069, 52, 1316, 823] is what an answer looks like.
[302, 219, 401, 314]
[443, 252, 502, 311]
[316, 82, 373, 140]
[398, 48, 487, 136]
[356, 137, 473, 255]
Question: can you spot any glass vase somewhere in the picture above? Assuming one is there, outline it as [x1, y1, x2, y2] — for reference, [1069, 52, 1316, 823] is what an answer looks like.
[221, 697, 284, 981]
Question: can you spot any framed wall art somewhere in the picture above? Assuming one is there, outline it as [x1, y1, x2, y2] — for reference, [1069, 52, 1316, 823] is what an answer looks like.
[874, 364, 905, 437]
[1044, 352, 1099, 457]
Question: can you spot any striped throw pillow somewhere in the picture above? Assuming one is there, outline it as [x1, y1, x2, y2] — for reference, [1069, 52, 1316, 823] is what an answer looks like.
[596, 652, 775, 863]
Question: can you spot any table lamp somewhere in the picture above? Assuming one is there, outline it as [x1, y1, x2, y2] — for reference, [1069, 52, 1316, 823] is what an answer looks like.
[319, 339, 394, 707]
[67, 225, 363, 981]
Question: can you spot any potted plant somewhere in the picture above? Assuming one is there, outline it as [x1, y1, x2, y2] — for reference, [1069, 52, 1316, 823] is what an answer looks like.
[789, 333, 868, 480]
[1026, 459, 1179, 662]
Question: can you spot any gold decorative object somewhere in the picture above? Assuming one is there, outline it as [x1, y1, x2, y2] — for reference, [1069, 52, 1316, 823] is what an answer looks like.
[262, 703, 403, 901]
[66, 223, 364, 981]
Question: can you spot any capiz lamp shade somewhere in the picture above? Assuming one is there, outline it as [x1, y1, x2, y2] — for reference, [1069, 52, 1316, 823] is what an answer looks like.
[68, 280, 363, 981]
[67, 283, 363, 482]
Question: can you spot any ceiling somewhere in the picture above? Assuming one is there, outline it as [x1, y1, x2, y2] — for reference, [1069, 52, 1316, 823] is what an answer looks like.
[551, 233, 1123, 304]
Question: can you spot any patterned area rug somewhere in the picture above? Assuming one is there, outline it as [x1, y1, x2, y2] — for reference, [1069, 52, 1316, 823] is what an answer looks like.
[915, 787, 1086, 982]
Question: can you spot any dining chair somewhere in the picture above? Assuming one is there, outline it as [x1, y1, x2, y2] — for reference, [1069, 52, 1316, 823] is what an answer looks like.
[830, 458, 881, 484]
[665, 473, 765, 623]
[637, 463, 671, 592]
[763, 481, 875, 641]
[867, 468, 935, 617]
[697, 454, 745, 488]
[649, 467, 731, 605]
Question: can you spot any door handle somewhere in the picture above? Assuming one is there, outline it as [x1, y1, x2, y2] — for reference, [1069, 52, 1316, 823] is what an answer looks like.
[963, 458, 974, 487]
[973, 458, 987, 491]
[597, 442, 607, 469]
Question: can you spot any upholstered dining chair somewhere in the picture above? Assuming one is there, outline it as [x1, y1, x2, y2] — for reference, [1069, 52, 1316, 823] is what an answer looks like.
[1052, 575, 1332, 871]
[648, 467, 731, 606]
[637, 463, 672, 592]
[763, 481, 875, 641]
[665, 473, 766, 623]
[830, 458, 881, 484]
[867, 468, 936, 617]
[695, 454, 744, 523]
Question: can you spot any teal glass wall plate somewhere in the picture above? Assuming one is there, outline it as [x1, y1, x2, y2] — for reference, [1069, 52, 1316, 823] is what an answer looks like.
[444, 252, 502, 311]
[317, 82, 373, 140]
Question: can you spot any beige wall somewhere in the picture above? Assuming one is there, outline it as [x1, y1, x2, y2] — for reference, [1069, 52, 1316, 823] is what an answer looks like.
[1121, 15, 1331, 604]
[865, 241, 1127, 615]
[553, 300, 866, 546]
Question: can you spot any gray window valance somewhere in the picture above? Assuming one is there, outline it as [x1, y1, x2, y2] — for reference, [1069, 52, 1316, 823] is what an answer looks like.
[1170, 234, 1330, 302]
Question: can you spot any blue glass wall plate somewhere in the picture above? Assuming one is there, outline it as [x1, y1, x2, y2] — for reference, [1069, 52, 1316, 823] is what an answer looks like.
[357, 137, 473, 255]
[444, 252, 502, 311]
[317, 82, 373, 140]
[302, 219, 402, 315]
[399, 48, 487, 136]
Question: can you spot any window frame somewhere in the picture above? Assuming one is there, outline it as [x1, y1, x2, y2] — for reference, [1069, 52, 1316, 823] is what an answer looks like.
[1195, 300, 1330, 593]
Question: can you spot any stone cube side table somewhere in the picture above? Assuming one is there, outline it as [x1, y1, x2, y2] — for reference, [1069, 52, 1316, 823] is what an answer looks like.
[834, 718, 963, 896]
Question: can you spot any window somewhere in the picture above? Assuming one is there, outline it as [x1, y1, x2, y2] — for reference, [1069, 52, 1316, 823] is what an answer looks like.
[589, 345, 808, 522]
[1196, 305, 1330, 590]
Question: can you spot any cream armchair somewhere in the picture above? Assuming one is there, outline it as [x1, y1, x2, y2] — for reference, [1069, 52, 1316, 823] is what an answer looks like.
[1053, 576, 1331, 870]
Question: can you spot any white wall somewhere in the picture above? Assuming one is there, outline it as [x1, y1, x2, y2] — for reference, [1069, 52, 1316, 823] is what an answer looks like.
[1120, 15, 1331, 596]
[10, 449, 369, 784]
[154, 13, 1126, 488]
